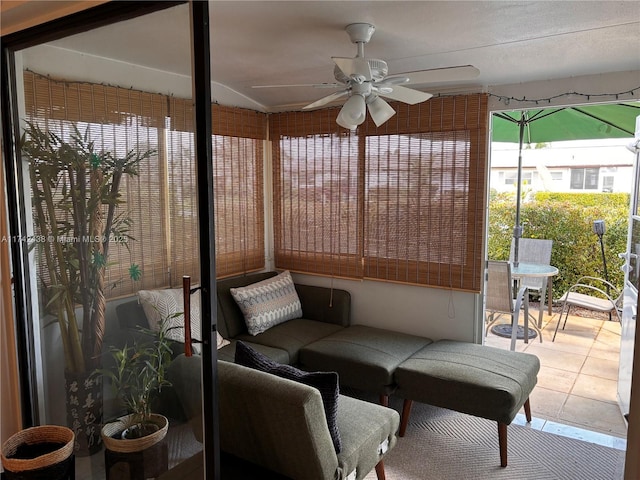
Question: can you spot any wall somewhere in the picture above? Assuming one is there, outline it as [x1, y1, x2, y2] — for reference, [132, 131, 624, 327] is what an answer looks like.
[290, 273, 481, 342]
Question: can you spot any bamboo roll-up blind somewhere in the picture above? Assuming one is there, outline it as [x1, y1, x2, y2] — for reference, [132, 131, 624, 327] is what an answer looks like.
[166, 98, 267, 281]
[24, 71, 267, 299]
[211, 104, 266, 277]
[23, 71, 169, 296]
[271, 108, 364, 278]
[362, 95, 487, 292]
[271, 93, 487, 292]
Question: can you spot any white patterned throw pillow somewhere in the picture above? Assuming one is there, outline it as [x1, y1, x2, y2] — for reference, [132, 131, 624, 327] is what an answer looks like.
[137, 288, 230, 351]
[230, 271, 303, 336]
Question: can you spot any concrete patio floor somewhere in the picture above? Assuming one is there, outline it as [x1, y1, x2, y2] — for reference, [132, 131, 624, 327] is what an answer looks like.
[485, 305, 628, 450]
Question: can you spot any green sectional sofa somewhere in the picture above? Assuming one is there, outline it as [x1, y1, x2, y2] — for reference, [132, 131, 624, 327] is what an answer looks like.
[117, 270, 540, 471]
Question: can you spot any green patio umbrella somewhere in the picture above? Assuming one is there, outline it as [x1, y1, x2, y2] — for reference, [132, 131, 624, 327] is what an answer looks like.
[492, 102, 640, 264]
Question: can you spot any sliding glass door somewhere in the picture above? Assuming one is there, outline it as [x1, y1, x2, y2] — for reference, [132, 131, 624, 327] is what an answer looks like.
[2, 2, 217, 478]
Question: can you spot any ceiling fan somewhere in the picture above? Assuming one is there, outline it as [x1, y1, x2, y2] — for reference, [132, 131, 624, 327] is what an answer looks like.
[253, 23, 480, 129]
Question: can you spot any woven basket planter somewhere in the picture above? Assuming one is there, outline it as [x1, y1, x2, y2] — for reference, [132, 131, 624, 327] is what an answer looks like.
[1, 425, 74, 474]
[101, 413, 168, 453]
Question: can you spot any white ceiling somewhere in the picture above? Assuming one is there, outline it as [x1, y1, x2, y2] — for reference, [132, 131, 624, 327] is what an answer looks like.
[3, 1, 640, 112]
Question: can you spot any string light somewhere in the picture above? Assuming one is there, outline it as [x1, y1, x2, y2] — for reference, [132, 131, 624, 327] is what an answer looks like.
[487, 87, 639, 106]
[28, 69, 639, 110]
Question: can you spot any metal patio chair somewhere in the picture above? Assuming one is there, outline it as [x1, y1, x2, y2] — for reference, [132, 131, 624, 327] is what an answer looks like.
[553, 276, 622, 341]
[485, 260, 539, 351]
[510, 238, 553, 296]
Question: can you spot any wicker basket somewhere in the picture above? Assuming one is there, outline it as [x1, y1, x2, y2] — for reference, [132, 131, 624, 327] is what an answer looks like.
[101, 413, 168, 453]
[1, 426, 74, 473]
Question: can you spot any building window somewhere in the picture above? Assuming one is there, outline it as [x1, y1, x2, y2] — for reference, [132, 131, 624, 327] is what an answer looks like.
[570, 167, 599, 190]
[603, 176, 614, 192]
[550, 171, 563, 181]
[504, 171, 532, 186]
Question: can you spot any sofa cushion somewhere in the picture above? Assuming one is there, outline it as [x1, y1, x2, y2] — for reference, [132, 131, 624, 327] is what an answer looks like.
[235, 341, 342, 454]
[394, 340, 540, 425]
[299, 325, 432, 395]
[138, 288, 229, 352]
[235, 319, 345, 364]
[230, 271, 302, 336]
[217, 340, 289, 364]
[335, 394, 399, 480]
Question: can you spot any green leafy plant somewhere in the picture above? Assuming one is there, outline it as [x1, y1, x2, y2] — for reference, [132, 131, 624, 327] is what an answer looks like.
[488, 191, 629, 299]
[95, 316, 176, 438]
[21, 121, 155, 374]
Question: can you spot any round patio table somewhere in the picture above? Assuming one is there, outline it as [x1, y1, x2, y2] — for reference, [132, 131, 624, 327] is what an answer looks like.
[511, 262, 559, 328]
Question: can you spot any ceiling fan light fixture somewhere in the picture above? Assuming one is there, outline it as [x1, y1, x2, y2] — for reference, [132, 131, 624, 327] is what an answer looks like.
[337, 94, 366, 128]
[368, 96, 396, 127]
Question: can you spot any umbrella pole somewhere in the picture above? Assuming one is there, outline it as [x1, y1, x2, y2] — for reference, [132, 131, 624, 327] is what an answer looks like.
[513, 113, 526, 267]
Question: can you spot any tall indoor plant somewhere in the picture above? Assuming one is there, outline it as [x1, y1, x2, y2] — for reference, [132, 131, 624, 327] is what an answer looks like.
[21, 121, 154, 455]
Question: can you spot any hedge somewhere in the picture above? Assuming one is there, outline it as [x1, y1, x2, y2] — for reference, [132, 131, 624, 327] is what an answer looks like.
[487, 191, 629, 302]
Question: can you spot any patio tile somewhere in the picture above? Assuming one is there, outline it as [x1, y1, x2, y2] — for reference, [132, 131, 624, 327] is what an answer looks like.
[571, 373, 619, 403]
[559, 395, 627, 436]
[535, 365, 577, 393]
[529, 386, 567, 419]
[523, 343, 587, 373]
[580, 356, 619, 381]
[485, 311, 627, 442]
[543, 333, 594, 356]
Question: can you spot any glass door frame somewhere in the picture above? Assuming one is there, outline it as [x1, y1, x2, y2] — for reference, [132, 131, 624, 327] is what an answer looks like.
[0, 1, 220, 477]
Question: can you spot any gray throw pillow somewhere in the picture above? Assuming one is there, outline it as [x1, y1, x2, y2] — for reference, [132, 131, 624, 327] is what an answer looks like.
[235, 341, 342, 453]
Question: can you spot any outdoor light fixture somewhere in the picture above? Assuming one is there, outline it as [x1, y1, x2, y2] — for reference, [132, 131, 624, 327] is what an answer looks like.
[593, 219, 608, 283]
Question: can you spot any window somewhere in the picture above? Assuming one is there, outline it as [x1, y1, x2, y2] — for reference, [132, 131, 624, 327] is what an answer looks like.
[550, 171, 563, 181]
[570, 167, 599, 190]
[603, 176, 614, 192]
[24, 72, 265, 297]
[271, 94, 488, 292]
[504, 171, 532, 186]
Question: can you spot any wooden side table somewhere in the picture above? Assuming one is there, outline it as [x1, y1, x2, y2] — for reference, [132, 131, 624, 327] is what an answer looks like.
[104, 440, 168, 480]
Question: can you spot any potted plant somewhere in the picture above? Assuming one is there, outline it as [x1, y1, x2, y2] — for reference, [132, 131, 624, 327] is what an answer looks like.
[21, 121, 154, 455]
[95, 316, 175, 453]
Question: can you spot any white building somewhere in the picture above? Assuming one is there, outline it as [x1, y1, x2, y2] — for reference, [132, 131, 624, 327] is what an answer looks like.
[489, 139, 634, 194]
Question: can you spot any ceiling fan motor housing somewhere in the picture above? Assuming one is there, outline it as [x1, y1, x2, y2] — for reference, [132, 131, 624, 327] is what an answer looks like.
[334, 58, 389, 84]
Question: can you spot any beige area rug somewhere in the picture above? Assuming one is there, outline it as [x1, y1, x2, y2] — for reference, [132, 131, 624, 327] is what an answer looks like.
[364, 400, 626, 480]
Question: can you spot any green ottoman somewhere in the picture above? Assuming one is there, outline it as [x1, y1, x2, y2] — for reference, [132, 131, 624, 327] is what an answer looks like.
[299, 325, 432, 404]
[394, 340, 540, 468]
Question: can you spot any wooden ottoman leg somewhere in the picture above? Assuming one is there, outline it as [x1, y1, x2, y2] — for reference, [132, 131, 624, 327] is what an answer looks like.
[498, 422, 508, 468]
[375, 460, 386, 480]
[380, 394, 389, 407]
[524, 398, 532, 422]
[399, 399, 413, 437]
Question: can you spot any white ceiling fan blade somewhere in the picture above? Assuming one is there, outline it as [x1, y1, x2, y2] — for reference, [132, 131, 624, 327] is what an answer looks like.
[388, 65, 480, 85]
[303, 90, 349, 110]
[367, 96, 396, 127]
[332, 57, 372, 81]
[378, 85, 433, 105]
[252, 83, 341, 89]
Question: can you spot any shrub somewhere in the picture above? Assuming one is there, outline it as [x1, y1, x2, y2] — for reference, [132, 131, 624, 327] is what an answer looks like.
[487, 191, 629, 301]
